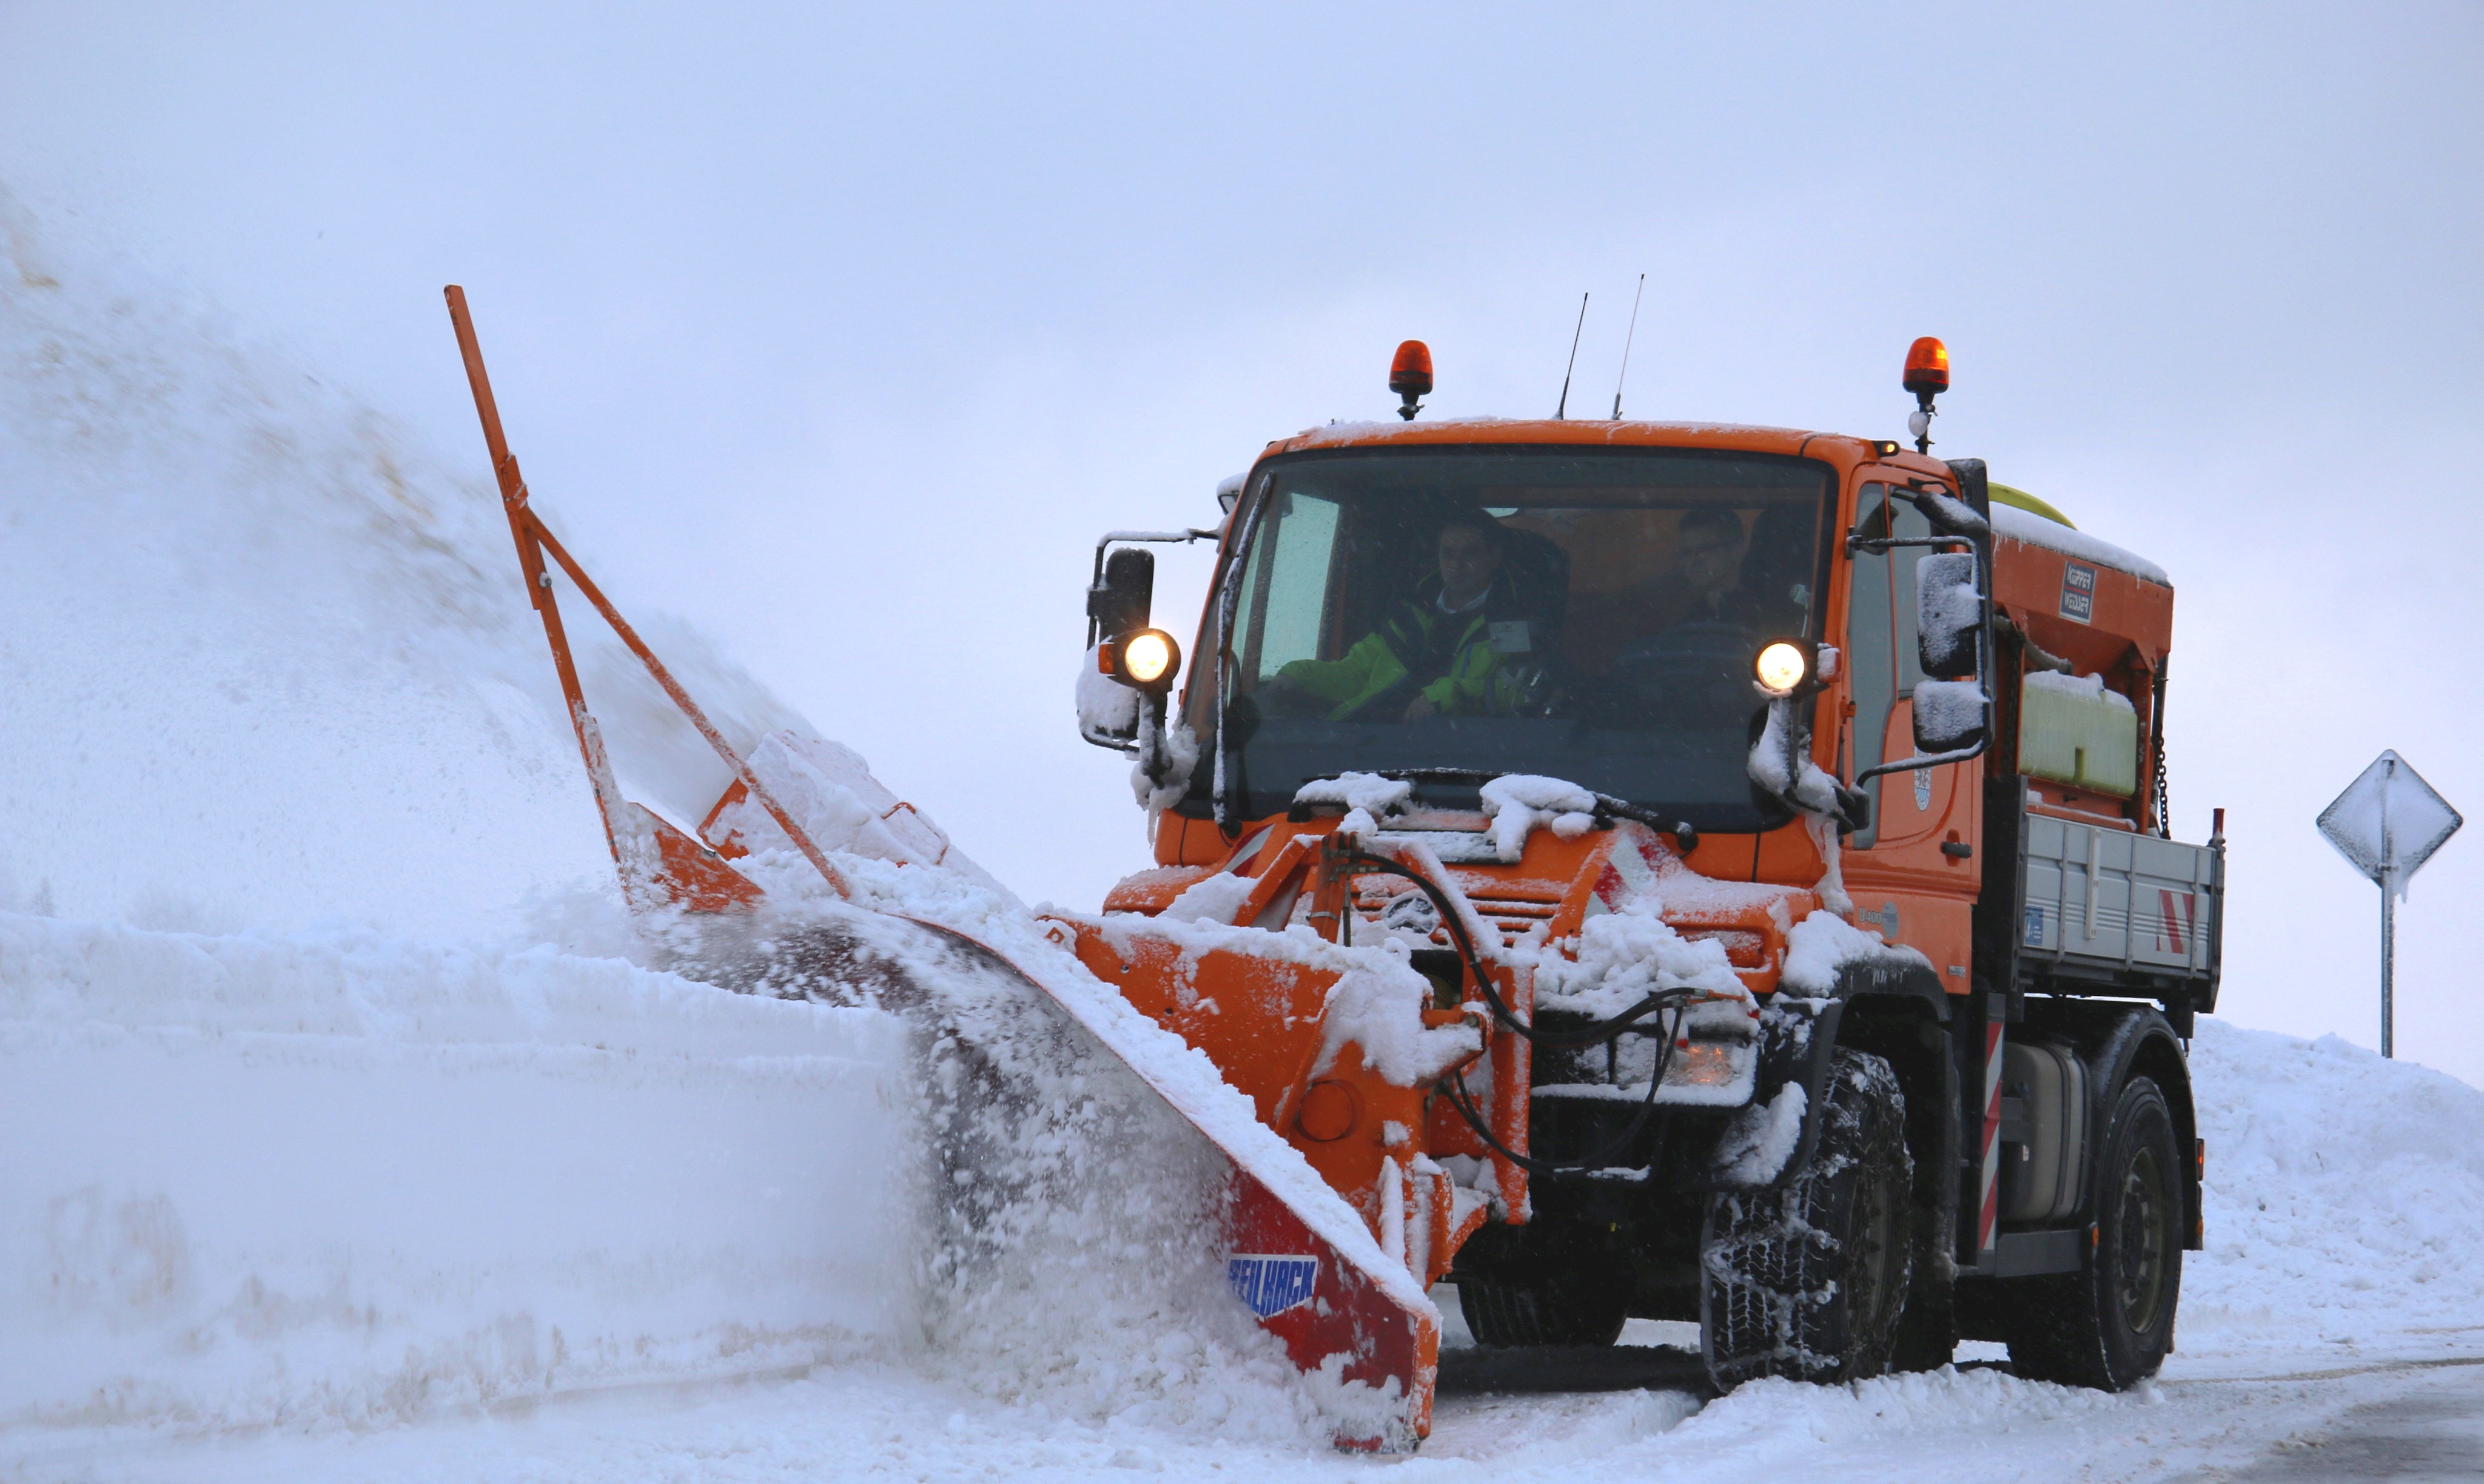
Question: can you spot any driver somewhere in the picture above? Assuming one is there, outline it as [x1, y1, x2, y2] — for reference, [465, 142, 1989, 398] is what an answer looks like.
[1663, 505, 1748, 628]
[1261, 511, 1529, 722]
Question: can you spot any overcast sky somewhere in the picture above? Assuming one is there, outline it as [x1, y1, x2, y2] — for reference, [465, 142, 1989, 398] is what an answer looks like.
[3, 2, 2480, 1075]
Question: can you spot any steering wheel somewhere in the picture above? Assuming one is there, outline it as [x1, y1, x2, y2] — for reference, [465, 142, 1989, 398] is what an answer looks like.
[1606, 620, 1759, 728]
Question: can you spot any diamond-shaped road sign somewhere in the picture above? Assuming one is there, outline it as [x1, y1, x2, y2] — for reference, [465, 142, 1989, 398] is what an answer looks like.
[2317, 750, 2462, 1059]
[2318, 750, 2463, 899]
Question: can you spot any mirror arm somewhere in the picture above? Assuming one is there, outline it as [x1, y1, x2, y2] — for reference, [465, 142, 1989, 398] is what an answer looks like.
[1853, 737, 1987, 786]
[1846, 533, 1963, 554]
[1132, 692, 1172, 782]
[1087, 528, 1220, 646]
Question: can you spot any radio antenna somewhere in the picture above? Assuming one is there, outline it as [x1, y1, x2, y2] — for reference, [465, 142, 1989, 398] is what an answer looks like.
[1554, 292, 1588, 420]
[1611, 273, 1645, 420]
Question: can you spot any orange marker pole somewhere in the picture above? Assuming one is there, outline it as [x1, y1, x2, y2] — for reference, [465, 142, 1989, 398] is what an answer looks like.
[443, 285, 636, 881]
[528, 519, 851, 898]
[443, 284, 850, 902]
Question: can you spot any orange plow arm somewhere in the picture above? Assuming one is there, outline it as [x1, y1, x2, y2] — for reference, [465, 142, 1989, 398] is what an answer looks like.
[442, 286, 1442, 1448]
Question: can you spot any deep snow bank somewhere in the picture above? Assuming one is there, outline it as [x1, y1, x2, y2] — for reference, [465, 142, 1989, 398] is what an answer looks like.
[0, 194, 801, 938]
[2183, 1016, 2484, 1352]
[0, 910, 918, 1435]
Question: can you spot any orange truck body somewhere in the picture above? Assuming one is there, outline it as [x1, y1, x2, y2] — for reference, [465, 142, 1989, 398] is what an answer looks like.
[1071, 399, 2221, 1425]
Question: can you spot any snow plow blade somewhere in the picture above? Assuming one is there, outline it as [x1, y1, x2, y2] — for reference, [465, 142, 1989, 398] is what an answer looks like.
[443, 286, 1438, 1449]
[847, 910, 1439, 1448]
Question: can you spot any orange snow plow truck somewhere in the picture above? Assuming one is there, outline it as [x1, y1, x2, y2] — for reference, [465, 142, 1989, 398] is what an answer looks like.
[448, 290, 2223, 1450]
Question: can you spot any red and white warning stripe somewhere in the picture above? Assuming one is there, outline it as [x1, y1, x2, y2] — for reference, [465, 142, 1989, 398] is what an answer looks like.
[1978, 1016, 2004, 1255]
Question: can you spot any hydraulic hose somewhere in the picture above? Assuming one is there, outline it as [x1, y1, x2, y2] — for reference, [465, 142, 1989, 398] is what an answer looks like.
[1338, 847, 1686, 1052]
[1434, 996, 1690, 1175]
[1333, 845, 1708, 1175]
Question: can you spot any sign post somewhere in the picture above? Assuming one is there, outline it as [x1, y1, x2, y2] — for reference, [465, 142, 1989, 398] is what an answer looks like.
[2316, 751, 2462, 1058]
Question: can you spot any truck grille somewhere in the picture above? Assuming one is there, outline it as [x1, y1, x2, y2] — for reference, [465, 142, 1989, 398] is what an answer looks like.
[1352, 881, 1559, 947]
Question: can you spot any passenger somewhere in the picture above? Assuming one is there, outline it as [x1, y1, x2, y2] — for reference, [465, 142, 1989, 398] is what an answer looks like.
[1603, 506, 1764, 725]
[1662, 506, 1749, 628]
[1261, 512, 1536, 722]
[1563, 505, 1749, 674]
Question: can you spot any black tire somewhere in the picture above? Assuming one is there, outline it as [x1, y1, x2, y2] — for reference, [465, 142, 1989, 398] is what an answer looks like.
[2003, 1075, 2183, 1390]
[1457, 1269, 1628, 1348]
[1702, 1049, 1914, 1387]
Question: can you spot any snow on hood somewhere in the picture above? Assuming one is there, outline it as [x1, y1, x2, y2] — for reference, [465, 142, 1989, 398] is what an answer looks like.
[1294, 771, 1415, 817]
[1534, 897, 1747, 1017]
[1478, 774, 1600, 862]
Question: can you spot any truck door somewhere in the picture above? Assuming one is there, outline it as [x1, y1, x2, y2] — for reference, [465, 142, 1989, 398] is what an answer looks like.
[1845, 482, 1965, 851]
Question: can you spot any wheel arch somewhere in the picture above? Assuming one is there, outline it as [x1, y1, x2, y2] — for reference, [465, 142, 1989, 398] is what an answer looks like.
[2093, 1009, 2200, 1252]
[1730, 958, 1950, 1193]
[2026, 1000, 2200, 1251]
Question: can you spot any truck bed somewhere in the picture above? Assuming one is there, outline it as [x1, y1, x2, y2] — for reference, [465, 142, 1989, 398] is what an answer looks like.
[1978, 779, 2224, 1020]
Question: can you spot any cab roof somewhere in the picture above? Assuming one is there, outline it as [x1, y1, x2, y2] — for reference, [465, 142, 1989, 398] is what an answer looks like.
[1257, 416, 1932, 475]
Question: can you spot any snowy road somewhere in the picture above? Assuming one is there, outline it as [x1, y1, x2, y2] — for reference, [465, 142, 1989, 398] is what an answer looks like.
[2210, 1360, 2484, 1483]
[19, 1317, 2484, 1483]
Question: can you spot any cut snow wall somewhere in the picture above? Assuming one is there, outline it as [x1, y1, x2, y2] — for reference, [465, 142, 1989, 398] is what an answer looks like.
[0, 912, 918, 1436]
[0, 216, 812, 938]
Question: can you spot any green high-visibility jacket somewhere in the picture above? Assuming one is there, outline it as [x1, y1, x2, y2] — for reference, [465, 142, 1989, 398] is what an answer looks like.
[1277, 584, 1529, 721]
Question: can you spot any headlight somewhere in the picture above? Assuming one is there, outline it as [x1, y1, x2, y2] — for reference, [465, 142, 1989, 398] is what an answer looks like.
[1115, 628, 1181, 691]
[1753, 640, 1809, 698]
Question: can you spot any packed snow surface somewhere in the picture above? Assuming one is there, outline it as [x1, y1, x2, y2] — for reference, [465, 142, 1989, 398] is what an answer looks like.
[0, 912, 919, 1435]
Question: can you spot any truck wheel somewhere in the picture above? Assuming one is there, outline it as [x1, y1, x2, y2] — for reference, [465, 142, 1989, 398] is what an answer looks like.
[1702, 1049, 1913, 1388]
[1457, 1269, 1628, 1348]
[2003, 1075, 2183, 1390]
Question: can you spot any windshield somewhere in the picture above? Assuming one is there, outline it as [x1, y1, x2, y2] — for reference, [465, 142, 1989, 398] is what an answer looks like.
[1187, 446, 1837, 829]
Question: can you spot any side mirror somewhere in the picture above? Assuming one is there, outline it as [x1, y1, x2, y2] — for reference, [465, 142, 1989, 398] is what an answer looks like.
[1915, 550, 1982, 680]
[1088, 547, 1155, 642]
[1913, 551, 1987, 754]
[1913, 679, 1987, 753]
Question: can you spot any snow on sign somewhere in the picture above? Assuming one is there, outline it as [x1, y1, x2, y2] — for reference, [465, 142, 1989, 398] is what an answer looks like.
[2317, 751, 2462, 896]
[2317, 750, 2462, 1059]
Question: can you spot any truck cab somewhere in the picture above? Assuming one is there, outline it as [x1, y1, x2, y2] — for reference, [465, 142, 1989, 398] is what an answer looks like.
[1075, 343, 2223, 1404]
